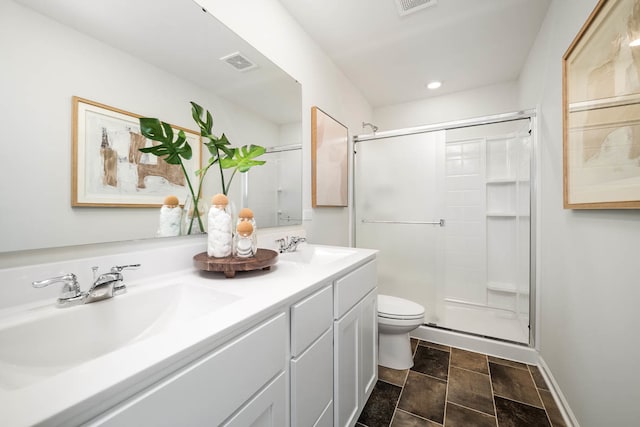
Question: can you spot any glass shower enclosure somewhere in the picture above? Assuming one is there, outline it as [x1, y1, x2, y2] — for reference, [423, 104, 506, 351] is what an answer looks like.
[354, 116, 532, 344]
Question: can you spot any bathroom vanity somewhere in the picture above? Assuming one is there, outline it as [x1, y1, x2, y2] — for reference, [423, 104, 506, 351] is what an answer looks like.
[0, 241, 377, 426]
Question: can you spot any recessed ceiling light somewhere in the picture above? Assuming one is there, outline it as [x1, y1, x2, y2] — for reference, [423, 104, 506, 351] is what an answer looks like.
[427, 81, 442, 90]
[630, 38, 640, 47]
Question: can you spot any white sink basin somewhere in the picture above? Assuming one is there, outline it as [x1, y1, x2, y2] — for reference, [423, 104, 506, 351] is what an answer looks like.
[279, 245, 358, 265]
[0, 282, 239, 390]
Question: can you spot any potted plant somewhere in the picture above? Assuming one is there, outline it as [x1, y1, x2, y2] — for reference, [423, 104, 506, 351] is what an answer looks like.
[139, 102, 266, 234]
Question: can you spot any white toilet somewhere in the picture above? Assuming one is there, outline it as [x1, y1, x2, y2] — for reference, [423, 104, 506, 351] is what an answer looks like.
[377, 294, 425, 370]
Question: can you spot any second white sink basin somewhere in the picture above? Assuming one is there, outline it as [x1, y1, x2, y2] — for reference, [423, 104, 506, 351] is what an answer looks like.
[278, 245, 358, 265]
[0, 281, 239, 390]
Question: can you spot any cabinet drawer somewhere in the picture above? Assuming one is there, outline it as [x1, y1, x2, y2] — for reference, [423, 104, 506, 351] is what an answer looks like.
[222, 371, 286, 427]
[91, 313, 287, 426]
[291, 327, 333, 427]
[291, 284, 333, 356]
[334, 260, 377, 319]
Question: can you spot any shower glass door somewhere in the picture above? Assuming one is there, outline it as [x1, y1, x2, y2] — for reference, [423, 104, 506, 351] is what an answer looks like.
[355, 119, 532, 344]
[355, 131, 446, 318]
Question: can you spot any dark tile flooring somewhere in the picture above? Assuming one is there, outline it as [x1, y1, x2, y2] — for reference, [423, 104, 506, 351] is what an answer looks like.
[357, 339, 567, 427]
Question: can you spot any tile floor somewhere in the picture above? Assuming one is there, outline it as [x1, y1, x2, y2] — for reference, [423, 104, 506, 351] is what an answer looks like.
[357, 339, 566, 427]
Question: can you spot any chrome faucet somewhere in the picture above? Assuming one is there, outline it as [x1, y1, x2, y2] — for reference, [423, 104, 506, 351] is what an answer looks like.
[275, 236, 306, 253]
[32, 264, 140, 308]
[86, 264, 140, 303]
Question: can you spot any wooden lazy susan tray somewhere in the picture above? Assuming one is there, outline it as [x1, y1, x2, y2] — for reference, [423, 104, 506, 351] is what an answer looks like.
[193, 248, 279, 278]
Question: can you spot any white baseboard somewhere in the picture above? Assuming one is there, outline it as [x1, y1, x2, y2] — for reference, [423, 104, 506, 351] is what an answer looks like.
[411, 325, 538, 364]
[537, 356, 580, 427]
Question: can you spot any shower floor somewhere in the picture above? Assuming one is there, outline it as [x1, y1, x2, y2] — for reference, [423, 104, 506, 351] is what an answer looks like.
[435, 303, 529, 344]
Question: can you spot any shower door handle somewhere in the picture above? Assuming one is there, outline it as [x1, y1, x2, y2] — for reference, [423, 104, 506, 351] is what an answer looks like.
[361, 219, 445, 226]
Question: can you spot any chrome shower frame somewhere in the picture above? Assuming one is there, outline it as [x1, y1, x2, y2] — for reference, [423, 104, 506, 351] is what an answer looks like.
[352, 109, 538, 348]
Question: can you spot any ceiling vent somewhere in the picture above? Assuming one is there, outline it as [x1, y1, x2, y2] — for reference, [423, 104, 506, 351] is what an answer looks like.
[220, 52, 258, 72]
[394, 0, 437, 16]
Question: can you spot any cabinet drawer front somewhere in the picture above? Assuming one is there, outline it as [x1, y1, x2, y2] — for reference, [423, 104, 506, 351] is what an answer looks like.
[223, 372, 286, 427]
[334, 260, 377, 319]
[92, 313, 287, 426]
[291, 327, 333, 427]
[291, 284, 333, 356]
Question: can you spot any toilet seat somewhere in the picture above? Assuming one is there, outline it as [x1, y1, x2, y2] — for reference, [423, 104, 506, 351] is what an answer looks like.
[377, 294, 425, 320]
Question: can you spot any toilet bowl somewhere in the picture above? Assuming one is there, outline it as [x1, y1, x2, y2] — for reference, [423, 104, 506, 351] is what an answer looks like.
[377, 294, 425, 370]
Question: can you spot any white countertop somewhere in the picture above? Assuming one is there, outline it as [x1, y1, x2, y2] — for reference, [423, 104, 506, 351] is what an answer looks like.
[0, 243, 376, 426]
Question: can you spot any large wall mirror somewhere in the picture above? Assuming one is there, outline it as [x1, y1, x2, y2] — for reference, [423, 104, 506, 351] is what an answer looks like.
[1, 0, 302, 253]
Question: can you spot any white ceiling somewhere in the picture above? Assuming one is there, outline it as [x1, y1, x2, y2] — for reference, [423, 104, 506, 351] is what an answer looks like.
[15, 0, 301, 125]
[278, 0, 551, 108]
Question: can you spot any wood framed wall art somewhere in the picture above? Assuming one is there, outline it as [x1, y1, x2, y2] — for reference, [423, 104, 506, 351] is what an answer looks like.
[563, 0, 640, 208]
[311, 106, 349, 207]
[72, 96, 201, 207]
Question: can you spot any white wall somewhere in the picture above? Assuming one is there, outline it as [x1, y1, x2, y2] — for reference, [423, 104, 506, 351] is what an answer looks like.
[519, 0, 640, 425]
[0, 0, 279, 252]
[373, 81, 519, 131]
[196, 0, 373, 246]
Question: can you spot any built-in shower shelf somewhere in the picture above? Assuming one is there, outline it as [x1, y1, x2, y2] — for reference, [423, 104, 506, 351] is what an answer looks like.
[486, 178, 517, 184]
[487, 282, 518, 293]
[486, 212, 530, 218]
[486, 178, 530, 184]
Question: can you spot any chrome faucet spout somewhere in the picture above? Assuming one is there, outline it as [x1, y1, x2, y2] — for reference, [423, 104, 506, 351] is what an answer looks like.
[86, 264, 140, 303]
[275, 236, 307, 253]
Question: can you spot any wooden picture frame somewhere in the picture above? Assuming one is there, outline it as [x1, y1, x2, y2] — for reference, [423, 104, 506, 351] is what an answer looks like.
[563, 0, 640, 208]
[72, 96, 201, 207]
[311, 106, 349, 207]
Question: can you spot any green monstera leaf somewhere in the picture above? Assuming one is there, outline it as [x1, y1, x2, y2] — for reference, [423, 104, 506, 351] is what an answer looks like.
[139, 102, 267, 201]
[138, 118, 192, 165]
[220, 145, 267, 172]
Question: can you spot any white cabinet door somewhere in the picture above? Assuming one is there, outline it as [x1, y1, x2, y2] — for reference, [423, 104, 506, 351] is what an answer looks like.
[291, 327, 333, 427]
[90, 313, 287, 427]
[359, 289, 378, 406]
[334, 288, 378, 427]
[223, 372, 287, 427]
[334, 302, 361, 427]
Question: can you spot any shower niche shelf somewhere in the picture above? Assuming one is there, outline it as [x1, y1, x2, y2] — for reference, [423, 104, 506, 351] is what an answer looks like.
[484, 133, 530, 317]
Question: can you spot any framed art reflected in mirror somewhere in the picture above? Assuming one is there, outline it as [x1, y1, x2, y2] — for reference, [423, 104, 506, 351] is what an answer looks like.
[311, 106, 348, 207]
[563, 0, 640, 208]
[72, 97, 201, 207]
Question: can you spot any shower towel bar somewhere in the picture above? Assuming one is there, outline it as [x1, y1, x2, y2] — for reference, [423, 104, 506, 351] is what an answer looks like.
[361, 219, 445, 226]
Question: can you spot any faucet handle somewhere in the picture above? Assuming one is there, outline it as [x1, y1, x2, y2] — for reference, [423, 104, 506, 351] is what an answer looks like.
[32, 273, 84, 305]
[110, 264, 140, 295]
[110, 264, 141, 273]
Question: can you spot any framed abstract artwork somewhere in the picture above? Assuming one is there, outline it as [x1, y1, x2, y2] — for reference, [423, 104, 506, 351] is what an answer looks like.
[72, 96, 201, 207]
[311, 106, 349, 207]
[563, 0, 640, 208]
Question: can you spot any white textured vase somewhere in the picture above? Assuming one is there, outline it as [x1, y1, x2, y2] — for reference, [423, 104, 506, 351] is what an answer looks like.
[207, 197, 234, 258]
